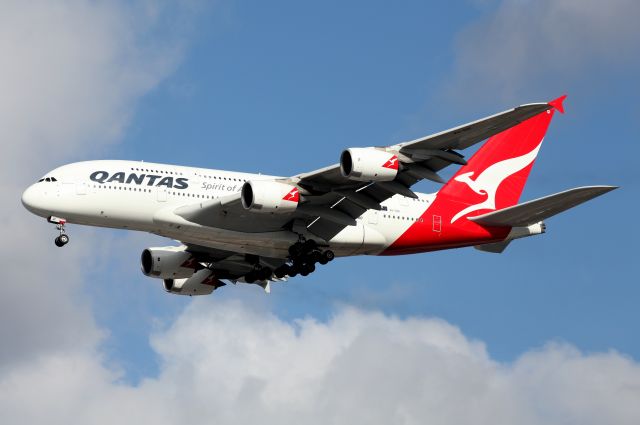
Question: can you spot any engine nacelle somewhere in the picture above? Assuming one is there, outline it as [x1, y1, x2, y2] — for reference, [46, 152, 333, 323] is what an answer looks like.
[340, 148, 399, 182]
[163, 269, 222, 296]
[141, 246, 197, 279]
[241, 180, 299, 213]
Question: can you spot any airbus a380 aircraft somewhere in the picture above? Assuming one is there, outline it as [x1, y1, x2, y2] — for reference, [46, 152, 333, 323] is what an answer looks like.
[22, 96, 616, 295]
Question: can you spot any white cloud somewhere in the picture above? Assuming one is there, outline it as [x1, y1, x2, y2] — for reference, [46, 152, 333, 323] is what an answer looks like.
[1, 301, 639, 424]
[0, 0, 189, 175]
[441, 0, 640, 105]
[0, 0, 195, 365]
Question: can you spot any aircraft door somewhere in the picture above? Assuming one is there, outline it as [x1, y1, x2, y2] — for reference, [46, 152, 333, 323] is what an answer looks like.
[76, 182, 87, 195]
[432, 215, 442, 232]
[368, 210, 379, 225]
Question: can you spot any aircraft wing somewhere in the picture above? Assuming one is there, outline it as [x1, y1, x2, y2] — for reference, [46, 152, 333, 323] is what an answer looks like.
[172, 101, 555, 241]
[293, 102, 551, 188]
[290, 101, 553, 240]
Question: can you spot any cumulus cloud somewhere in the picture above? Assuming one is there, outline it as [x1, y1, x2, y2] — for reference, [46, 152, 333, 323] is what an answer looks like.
[0, 0, 189, 176]
[1, 301, 639, 424]
[441, 0, 640, 105]
[0, 0, 195, 365]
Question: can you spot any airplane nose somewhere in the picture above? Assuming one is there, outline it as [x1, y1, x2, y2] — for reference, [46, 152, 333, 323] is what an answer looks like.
[21, 184, 44, 215]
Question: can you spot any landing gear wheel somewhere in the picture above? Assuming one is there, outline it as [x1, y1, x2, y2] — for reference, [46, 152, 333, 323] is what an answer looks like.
[300, 263, 315, 276]
[54, 234, 69, 247]
[308, 251, 321, 263]
[288, 265, 299, 278]
[302, 239, 317, 253]
[288, 243, 303, 257]
[322, 250, 335, 263]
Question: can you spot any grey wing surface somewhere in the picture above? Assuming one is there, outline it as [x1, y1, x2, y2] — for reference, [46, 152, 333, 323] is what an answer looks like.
[291, 102, 552, 240]
[184, 243, 287, 282]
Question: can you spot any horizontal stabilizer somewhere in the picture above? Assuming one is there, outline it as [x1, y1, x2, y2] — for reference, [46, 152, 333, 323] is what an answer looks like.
[469, 185, 618, 227]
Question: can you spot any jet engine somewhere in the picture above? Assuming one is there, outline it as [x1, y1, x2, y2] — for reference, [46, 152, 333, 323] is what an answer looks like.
[163, 269, 222, 296]
[241, 180, 299, 213]
[340, 148, 399, 182]
[140, 246, 198, 279]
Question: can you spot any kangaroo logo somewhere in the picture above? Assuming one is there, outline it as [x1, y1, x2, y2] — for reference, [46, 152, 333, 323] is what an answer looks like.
[450, 142, 542, 223]
[382, 155, 399, 170]
[283, 188, 300, 202]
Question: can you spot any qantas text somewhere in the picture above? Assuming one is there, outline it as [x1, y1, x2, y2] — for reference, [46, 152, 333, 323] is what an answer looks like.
[90, 171, 189, 189]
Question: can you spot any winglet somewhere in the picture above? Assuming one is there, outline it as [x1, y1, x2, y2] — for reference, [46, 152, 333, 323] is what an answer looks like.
[549, 95, 567, 114]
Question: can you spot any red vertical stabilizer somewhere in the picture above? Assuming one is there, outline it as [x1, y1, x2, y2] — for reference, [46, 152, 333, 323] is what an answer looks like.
[383, 96, 565, 255]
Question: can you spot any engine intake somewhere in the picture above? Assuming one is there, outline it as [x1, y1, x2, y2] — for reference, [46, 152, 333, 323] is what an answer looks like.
[241, 180, 299, 213]
[340, 148, 399, 182]
[141, 246, 197, 279]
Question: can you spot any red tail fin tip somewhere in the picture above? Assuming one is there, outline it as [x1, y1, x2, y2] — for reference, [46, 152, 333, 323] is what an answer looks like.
[549, 95, 567, 114]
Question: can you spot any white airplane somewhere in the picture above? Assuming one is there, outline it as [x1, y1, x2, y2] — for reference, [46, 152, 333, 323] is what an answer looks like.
[22, 96, 616, 295]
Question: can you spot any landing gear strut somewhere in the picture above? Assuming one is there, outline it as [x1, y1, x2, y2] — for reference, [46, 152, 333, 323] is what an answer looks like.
[49, 216, 69, 247]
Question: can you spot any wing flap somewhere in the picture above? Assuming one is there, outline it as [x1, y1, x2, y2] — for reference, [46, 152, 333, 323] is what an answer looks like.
[468, 186, 618, 227]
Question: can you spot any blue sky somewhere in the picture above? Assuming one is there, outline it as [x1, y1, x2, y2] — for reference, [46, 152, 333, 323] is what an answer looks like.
[3, 1, 639, 423]
[81, 0, 638, 381]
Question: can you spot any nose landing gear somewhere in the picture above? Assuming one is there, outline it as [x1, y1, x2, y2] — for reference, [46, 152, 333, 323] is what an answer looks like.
[48, 216, 69, 247]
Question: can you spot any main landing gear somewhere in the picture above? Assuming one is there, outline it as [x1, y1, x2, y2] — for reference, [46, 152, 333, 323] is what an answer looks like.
[272, 239, 334, 279]
[48, 216, 70, 247]
[242, 240, 334, 283]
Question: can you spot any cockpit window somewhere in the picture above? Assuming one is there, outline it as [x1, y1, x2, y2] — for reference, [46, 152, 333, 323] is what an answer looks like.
[38, 179, 44, 182]
[51, 177, 57, 182]
[39, 177, 58, 182]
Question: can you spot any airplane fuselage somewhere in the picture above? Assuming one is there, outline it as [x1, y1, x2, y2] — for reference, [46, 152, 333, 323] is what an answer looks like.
[22, 160, 475, 259]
